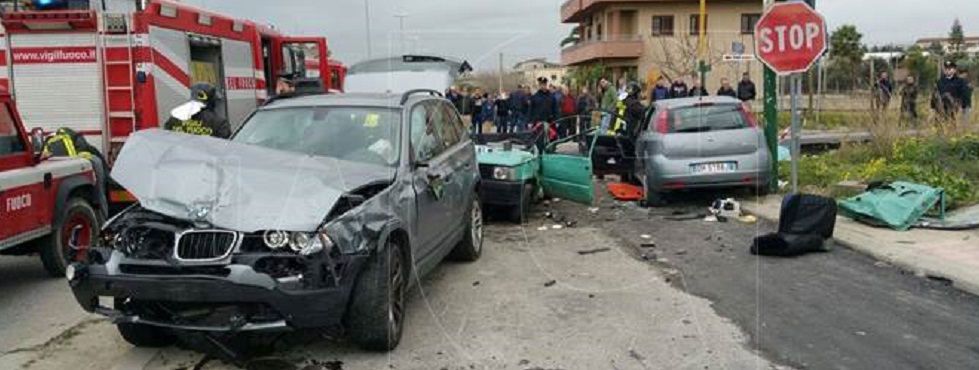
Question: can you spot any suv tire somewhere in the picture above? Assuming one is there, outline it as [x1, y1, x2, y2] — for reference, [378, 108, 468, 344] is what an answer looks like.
[40, 198, 99, 277]
[346, 239, 407, 352]
[449, 195, 483, 261]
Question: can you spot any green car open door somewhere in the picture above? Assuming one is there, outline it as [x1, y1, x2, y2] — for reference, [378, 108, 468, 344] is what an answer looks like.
[540, 129, 598, 205]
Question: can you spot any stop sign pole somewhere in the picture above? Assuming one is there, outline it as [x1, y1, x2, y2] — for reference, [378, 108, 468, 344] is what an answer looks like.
[754, 1, 827, 194]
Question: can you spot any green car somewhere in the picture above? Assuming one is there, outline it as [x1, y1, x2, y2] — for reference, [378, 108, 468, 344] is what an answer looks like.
[475, 130, 597, 222]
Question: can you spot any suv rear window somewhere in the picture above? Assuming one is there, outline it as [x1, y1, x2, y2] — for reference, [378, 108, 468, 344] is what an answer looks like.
[669, 104, 748, 133]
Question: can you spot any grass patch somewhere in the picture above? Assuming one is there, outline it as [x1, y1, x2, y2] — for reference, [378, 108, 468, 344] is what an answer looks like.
[780, 134, 979, 209]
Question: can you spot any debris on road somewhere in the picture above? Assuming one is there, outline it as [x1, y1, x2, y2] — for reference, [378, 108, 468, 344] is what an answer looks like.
[675, 250, 688, 256]
[577, 247, 612, 255]
[751, 194, 837, 257]
[552, 224, 564, 230]
[544, 280, 557, 287]
[640, 234, 652, 239]
[607, 183, 644, 201]
[640, 242, 657, 249]
[537, 226, 549, 231]
[839, 181, 945, 231]
[588, 207, 600, 213]
[738, 215, 758, 224]
[472, 281, 481, 287]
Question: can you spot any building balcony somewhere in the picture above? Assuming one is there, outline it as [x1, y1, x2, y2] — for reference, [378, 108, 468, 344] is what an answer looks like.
[561, 35, 643, 65]
[561, 0, 651, 23]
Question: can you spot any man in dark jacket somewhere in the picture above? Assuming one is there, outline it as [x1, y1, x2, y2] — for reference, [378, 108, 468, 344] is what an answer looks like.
[650, 78, 671, 103]
[934, 61, 968, 121]
[670, 78, 690, 99]
[165, 83, 232, 138]
[688, 80, 709, 98]
[529, 77, 557, 124]
[717, 78, 737, 98]
[737, 72, 757, 102]
[509, 85, 530, 132]
[900, 75, 919, 124]
[874, 71, 893, 111]
[623, 82, 646, 137]
[494, 92, 511, 133]
[576, 86, 598, 134]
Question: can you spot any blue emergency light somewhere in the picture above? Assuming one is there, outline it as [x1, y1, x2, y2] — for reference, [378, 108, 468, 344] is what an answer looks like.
[33, 0, 70, 10]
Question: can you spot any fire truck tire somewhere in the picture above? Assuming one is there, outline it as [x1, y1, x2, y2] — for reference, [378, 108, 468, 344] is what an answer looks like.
[39, 198, 99, 277]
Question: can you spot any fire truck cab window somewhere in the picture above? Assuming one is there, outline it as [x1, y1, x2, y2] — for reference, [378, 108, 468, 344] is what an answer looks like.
[0, 106, 26, 156]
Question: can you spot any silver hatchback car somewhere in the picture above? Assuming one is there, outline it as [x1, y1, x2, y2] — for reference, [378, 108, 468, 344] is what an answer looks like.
[636, 96, 772, 203]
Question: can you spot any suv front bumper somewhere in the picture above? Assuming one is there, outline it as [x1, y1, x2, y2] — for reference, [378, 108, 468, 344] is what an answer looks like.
[69, 252, 367, 331]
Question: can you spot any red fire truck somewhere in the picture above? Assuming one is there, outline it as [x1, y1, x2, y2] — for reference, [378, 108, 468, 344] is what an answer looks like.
[0, 0, 344, 201]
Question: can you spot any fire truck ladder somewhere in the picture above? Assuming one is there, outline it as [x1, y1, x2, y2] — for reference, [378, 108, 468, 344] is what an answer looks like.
[100, 13, 137, 145]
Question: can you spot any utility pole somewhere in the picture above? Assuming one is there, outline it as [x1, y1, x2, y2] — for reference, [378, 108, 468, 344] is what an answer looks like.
[698, 0, 709, 97]
[498, 52, 504, 93]
[363, 0, 373, 58]
[393, 13, 408, 54]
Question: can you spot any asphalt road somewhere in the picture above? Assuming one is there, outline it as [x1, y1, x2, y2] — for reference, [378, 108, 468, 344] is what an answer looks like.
[549, 185, 979, 370]
[0, 216, 780, 370]
[4, 183, 979, 369]
[0, 256, 91, 352]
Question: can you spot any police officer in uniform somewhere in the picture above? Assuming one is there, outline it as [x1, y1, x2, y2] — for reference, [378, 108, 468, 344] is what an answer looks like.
[934, 61, 969, 121]
[165, 83, 232, 138]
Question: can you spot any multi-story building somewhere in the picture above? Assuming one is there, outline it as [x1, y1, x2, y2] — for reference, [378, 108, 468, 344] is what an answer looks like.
[914, 36, 979, 56]
[513, 58, 568, 87]
[561, 0, 765, 93]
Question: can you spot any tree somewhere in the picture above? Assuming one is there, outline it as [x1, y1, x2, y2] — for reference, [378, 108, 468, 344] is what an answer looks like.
[948, 18, 968, 63]
[567, 64, 605, 91]
[647, 35, 725, 82]
[902, 45, 938, 90]
[927, 41, 946, 57]
[560, 26, 582, 48]
[829, 25, 865, 89]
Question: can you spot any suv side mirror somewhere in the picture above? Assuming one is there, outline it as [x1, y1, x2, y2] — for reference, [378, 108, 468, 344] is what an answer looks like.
[29, 128, 45, 160]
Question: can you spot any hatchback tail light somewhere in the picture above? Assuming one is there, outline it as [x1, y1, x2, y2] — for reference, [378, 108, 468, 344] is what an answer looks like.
[739, 104, 759, 128]
[653, 109, 670, 133]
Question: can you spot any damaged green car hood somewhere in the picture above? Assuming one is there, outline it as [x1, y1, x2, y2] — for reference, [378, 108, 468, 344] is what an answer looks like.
[475, 146, 536, 167]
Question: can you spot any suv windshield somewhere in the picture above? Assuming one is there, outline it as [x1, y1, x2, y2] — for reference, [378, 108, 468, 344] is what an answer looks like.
[670, 104, 748, 133]
[233, 106, 401, 167]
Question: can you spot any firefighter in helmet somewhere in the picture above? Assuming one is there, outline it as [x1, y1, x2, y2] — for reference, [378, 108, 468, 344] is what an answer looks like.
[165, 83, 232, 139]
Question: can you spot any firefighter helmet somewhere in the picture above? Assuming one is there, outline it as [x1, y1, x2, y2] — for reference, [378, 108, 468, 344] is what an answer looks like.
[190, 83, 218, 109]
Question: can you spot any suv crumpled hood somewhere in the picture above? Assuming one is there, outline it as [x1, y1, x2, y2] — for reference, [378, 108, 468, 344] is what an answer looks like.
[112, 130, 395, 233]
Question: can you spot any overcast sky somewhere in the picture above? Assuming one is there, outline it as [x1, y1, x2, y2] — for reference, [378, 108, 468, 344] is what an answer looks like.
[184, 0, 976, 70]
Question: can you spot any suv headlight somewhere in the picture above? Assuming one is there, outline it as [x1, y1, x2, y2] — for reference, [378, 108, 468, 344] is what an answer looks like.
[265, 230, 334, 256]
[493, 167, 517, 181]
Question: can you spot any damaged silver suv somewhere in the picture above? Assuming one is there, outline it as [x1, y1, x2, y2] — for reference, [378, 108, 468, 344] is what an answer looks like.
[66, 90, 482, 351]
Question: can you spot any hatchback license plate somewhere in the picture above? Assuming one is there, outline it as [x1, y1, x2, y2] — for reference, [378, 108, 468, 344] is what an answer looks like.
[690, 162, 737, 174]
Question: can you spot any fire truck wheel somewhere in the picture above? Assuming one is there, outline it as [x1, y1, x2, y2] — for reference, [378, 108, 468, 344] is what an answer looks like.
[40, 198, 99, 278]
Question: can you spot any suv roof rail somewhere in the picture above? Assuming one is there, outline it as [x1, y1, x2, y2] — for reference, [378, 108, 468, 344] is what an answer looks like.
[400, 89, 443, 105]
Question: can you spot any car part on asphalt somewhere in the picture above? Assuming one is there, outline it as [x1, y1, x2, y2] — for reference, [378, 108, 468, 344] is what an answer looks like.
[840, 181, 945, 231]
[751, 194, 837, 257]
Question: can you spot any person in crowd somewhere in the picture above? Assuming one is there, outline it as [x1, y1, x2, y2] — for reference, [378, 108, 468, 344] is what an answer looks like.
[670, 77, 689, 99]
[480, 91, 496, 134]
[934, 61, 969, 122]
[457, 87, 475, 126]
[899, 75, 919, 124]
[559, 87, 577, 137]
[165, 83, 231, 138]
[622, 82, 646, 137]
[508, 84, 528, 132]
[717, 78, 737, 99]
[472, 88, 486, 135]
[650, 77, 671, 103]
[445, 86, 461, 107]
[576, 86, 598, 134]
[875, 71, 893, 111]
[689, 78, 708, 98]
[599, 78, 618, 131]
[494, 91, 511, 134]
[737, 72, 757, 102]
[529, 77, 558, 143]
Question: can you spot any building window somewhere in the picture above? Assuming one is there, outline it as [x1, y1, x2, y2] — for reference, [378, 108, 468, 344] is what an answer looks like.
[741, 13, 762, 35]
[651, 15, 674, 36]
[689, 14, 708, 36]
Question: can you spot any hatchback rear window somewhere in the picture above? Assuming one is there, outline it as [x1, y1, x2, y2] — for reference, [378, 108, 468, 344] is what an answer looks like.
[669, 104, 748, 133]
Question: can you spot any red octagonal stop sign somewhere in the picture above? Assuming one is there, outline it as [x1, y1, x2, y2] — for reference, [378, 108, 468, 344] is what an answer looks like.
[754, 2, 827, 75]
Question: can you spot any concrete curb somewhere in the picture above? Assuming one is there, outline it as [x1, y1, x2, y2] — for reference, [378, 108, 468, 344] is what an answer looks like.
[741, 200, 979, 298]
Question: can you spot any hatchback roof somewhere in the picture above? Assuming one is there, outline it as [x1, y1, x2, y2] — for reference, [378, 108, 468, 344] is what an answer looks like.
[654, 96, 742, 109]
